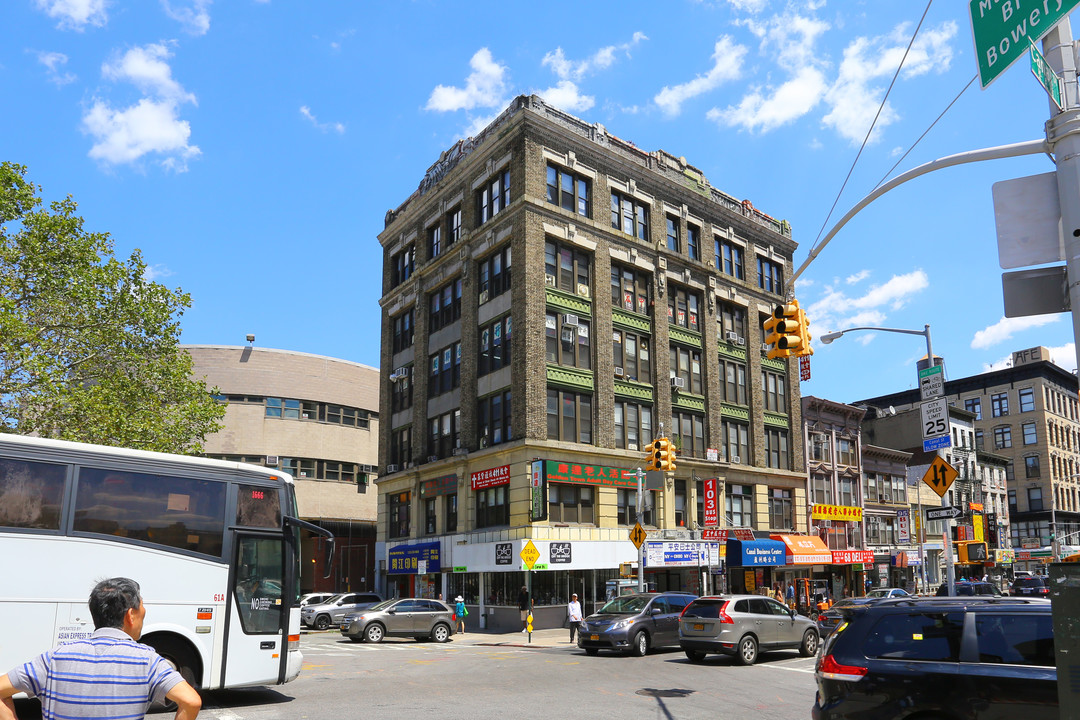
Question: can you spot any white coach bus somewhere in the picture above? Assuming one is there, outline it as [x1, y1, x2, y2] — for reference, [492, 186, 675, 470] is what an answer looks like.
[0, 433, 332, 692]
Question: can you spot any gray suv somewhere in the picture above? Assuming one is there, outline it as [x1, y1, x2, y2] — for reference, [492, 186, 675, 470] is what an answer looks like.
[679, 594, 819, 665]
[301, 591, 383, 630]
[578, 592, 695, 657]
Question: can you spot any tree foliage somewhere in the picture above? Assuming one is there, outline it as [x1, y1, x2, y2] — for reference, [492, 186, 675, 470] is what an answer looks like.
[0, 162, 225, 453]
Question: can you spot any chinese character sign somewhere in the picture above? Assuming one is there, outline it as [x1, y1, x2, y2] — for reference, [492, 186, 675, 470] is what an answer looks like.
[703, 478, 718, 526]
[811, 503, 863, 522]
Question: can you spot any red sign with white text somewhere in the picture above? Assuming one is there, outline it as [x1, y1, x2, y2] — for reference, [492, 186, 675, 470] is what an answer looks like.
[703, 478, 718, 526]
[471, 465, 510, 491]
[831, 549, 874, 564]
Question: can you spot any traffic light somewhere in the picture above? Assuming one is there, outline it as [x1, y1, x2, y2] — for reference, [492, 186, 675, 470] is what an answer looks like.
[956, 541, 989, 563]
[644, 439, 660, 471]
[796, 304, 814, 357]
[653, 437, 674, 472]
[764, 302, 803, 359]
[660, 439, 677, 472]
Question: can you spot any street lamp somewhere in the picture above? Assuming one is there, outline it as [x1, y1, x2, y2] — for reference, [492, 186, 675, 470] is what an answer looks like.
[819, 324, 935, 370]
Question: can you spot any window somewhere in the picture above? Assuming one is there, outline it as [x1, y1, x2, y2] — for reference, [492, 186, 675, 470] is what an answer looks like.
[687, 223, 700, 261]
[757, 256, 783, 294]
[994, 426, 1013, 449]
[811, 473, 832, 505]
[839, 476, 856, 507]
[610, 264, 650, 316]
[390, 427, 411, 467]
[675, 479, 687, 528]
[722, 420, 748, 463]
[769, 488, 792, 529]
[965, 397, 982, 420]
[545, 239, 590, 295]
[427, 410, 460, 460]
[718, 301, 747, 340]
[478, 245, 512, 301]
[391, 369, 412, 413]
[727, 484, 752, 527]
[389, 492, 410, 538]
[546, 312, 591, 369]
[618, 489, 651, 525]
[428, 279, 462, 332]
[476, 485, 509, 528]
[265, 397, 316, 419]
[719, 358, 747, 405]
[478, 315, 512, 376]
[392, 310, 414, 354]
[445, 493, 457, 533]
[427, 223, 442, 260]
[424, 498, 437, 535]
[325, 405, 370, 428]
[477, 168, 510, 224]
[547, 388, 592, 443]
[890, 475, 907, 504]
[837, 438, 855, 466]
[546, 164, 590, 217]
[613, 329, 651, 383]
[764, 429, 789, 470]
[718, 239, 744, 280]
[761, 369, 787, 413]
[1025, 455, 1041, 478]
[811, 434, 831, 463]
[667, 285, 701, 332]
[975, 429, 984, 451]
[666, 215, 680, 252]
[447, 205, 462, 246]
[549, 484, 594, 524]
[610, 190, 649, 240]
[672, 411, 705, 459]
[391, 245, 414, 287]
[613, 401, 653, 450]
[1022, 422, 1037, 445]
[992, 392, 1009, 417]
[0, 458, 66, 530]
[427, 342, 461, 397]
[975, 613, 1054, 666]
[669, 345, 702, 394]
[864, 612, 964, 661]
[1019, 387, 1035, 413]
[477, 390, 512, 448]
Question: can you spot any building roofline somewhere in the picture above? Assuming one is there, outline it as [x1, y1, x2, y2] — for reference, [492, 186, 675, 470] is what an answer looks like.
[181, 344, 379, 373]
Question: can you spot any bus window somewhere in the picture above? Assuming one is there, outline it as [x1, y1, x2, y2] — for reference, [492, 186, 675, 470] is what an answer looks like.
[73, 467, 226, 557]
[235, 536, 284, 634]
[237, 484, 281, 528]
[0, 458, 67, 530]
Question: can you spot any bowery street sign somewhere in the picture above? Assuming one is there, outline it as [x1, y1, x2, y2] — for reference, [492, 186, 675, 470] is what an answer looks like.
[1030, 37, 1064, 109]
[969, 0, 1080, 88]
[927, 505, 964, 521]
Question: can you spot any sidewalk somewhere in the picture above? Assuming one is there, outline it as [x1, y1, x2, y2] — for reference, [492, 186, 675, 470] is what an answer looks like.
[461, 626, 578, 649]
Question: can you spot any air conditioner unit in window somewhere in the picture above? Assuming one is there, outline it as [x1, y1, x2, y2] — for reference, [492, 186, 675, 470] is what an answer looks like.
[479, 437, 489, 448]
[265, 455, 279, 466]
[614, 366, 625, 378]
[361, 464, 374, 473]
[628, 443, 639, 452]
[577, 283, 590, 298]
[731, 455, 741, 464]
[563, 313, 580, 327]
[479, 290, 490, 305]
[724, 331, 739, 342]
[396, 366, 411, 378]
[452, 447, 468, 456]
[761, 343, 771, 352]
[385, 464, 400, 473]
[545, 274, 556, 287]
[736, 336, 745, 346]
[427, 455, 439, 463]
[671, 376, 686, 390]
[404, 461, 414, 469]
[883, 495, 892, 502]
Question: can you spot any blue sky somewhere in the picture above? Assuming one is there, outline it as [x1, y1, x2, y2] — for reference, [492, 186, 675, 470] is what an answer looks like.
[2, 0, 1077, 406]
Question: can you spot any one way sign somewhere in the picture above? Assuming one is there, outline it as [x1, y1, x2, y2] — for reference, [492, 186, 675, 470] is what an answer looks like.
[926, 506, 963, 521]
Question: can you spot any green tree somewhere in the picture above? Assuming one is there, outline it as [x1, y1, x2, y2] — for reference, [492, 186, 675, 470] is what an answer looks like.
[0, 162, 225, 453]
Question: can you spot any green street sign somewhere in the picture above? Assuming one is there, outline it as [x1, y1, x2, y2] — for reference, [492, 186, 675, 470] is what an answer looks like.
[969, 0, 1079, 88]
[1030, 38, 1064, 109]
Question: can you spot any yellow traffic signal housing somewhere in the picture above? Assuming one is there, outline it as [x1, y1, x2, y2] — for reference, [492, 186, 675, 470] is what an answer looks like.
[956, 541, 989, 564]
[652, 437, 673, 472]
[796, 305, 814, 357]
[764, 302, 803, 359]
[662, 442, 677, 473]
[644, 439, 659, 472]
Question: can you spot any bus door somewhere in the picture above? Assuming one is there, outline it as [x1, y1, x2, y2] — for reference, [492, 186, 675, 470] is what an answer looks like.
[224, 532, 286, 687]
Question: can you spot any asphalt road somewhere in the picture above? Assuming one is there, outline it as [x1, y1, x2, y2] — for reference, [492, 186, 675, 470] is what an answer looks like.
[7, 631, 820, 720]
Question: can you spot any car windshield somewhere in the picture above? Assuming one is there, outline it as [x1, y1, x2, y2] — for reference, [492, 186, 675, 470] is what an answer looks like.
[866, 588, 906, 598]
[598, 595, 649, 614]
[318, 594, 345, 606]
[368, 599, 398, 611]
[1015, 577, 1046, 587]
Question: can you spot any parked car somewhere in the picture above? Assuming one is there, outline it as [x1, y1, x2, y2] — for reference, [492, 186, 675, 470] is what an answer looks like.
[936, 580, 1001, 597]
[813, 596, 1055, 720]
[299, 592, 336, 607]
[1010, 576, 1050, 597]
[679, 594, 819, 665]
[864, 587, 909, 599]
[815, 598, 880, 639]
[577, 592, 696, 657]
[301, 591, 384, 630]
[341, 598, 455, 643]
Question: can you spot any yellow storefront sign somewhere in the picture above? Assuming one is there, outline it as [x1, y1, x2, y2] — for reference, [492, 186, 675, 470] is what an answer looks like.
[811, 503, 863, 522]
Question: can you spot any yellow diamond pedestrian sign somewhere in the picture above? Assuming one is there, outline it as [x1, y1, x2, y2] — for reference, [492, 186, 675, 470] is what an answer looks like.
[923, 456, 959, 499]
[629, 522, 647, 549]
[520, 540, 540, 570]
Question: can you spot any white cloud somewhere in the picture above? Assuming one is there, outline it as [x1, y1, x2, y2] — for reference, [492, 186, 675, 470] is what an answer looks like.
[970, 315, 1061, 350]
[426, 48, 509, 112]
[162, 0, 212, 36]
[845, 269, 870, 285]
[143, 263, 173, 281]
[300, 105, 345, 134]
[654, 36, 746, 117]
[707, 66, 828, 132]
[37, 51, 76, 86]
[1048, 343, 1078, 373]
[725, 0, 768, 12]
[542, 32, 647, 81]
[35, 0, 108, 30]
[807, 270, 928, 339]
[535, 81, 594, 112]
[83, 43, 200, 171]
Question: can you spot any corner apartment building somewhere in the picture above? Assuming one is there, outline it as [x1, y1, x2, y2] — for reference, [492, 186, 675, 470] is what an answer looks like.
[186, 345, 379, 592]
[375, 95, 807, 627]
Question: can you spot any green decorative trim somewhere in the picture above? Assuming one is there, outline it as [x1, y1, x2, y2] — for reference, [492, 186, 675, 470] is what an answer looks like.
[717, 341, 747, 362]
[546, 287, 591, 315]
[763, 411, 790, 428]
[614, 379, 654, 402]
[672, 391, 706, 413]
[546, 364, 594, 391]
[760, 355, 786, 371]
[669, 326, 703, 348]
[720, 403, 750, 421]
[612, 308, 651, 333]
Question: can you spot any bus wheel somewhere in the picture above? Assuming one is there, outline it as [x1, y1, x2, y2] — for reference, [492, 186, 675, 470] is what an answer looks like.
[144, 636, 199, 711]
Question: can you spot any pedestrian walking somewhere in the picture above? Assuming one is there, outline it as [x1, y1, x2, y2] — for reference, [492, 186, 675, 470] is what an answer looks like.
[0, 577, 201, 720]
[567, 593, 583, 643]
[454, 595, 467, 635]
[518, 585, 530, 632]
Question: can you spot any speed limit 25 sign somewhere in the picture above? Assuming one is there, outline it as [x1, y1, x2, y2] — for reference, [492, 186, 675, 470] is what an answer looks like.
[920, 396, 952, 451]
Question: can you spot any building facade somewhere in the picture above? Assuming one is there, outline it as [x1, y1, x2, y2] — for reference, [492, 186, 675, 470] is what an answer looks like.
[186, 345, 379, 592]
[376, 95, 809, 628]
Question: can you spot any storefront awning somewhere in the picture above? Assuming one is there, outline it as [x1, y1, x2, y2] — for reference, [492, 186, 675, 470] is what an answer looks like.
[772, 534, 832, 564]
[726, 539, 785, 567]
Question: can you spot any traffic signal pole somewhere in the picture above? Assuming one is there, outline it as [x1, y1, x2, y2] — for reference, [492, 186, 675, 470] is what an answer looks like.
[636, 467, 645, 592]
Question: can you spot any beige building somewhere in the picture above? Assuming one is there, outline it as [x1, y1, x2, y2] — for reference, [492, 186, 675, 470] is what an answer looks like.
[186, 344, 379, 591]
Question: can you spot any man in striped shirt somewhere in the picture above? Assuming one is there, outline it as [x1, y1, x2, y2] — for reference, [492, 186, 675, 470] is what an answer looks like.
[0, 577, 201, 719]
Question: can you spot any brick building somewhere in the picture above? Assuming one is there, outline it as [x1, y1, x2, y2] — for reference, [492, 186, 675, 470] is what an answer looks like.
[375, 95, 806, 628]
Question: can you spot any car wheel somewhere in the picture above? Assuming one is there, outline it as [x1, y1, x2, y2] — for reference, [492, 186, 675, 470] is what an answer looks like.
[585, 648, 599, 656]
[365, 623, 385, 643]
[684, 649, 706, 663]
[799, 629, 819, 657]
[735, 635, 758, 666]
[142, 636, 199, 712]
[629, 630, 649, 657]
[431, 623, 451, 643]
[314, 615, 331, 631]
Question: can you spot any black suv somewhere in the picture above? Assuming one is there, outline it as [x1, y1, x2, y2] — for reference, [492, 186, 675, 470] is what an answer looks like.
[935, 580, 1001, 596]
[813, 597, 1056, 720]
[1011, 576, 1050, 597]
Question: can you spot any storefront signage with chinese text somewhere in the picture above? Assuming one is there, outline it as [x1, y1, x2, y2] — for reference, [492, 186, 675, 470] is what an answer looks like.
[812, 504, 863, 522]
[471, 465, 510, 491]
